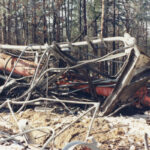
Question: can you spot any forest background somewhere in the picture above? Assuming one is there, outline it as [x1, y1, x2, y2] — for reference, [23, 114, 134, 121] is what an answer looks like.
[0, 0, 150, 53]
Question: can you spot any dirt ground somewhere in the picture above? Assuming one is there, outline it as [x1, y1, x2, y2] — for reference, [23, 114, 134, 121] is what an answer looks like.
[0, 107, 150, 150]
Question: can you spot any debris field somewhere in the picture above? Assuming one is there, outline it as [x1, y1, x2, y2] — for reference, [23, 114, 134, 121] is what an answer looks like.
[0, 33, 150, 149]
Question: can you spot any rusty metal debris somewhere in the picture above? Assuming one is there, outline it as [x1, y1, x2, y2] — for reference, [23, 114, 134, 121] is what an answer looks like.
[0, 33, 150, 148]
[0, 33, 149, 114]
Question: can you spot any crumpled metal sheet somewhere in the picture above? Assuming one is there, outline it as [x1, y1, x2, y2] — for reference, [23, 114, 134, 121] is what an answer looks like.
[101, 50, 150, 116]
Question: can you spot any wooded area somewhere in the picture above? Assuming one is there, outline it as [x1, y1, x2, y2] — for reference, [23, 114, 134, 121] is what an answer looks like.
[1, 1, 150, 150]
[0, 0, 150, 52]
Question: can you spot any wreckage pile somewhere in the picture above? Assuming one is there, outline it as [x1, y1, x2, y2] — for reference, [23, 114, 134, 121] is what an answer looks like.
[0, 33, 150, 149]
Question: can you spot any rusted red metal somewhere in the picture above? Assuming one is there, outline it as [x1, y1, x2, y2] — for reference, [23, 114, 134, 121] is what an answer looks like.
[57, 78, 150, 107]
[141, 96, 150, 107]
[0, 53, 37, 76]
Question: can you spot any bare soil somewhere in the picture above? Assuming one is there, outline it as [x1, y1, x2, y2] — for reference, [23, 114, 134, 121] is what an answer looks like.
[0, 108, 150, 150]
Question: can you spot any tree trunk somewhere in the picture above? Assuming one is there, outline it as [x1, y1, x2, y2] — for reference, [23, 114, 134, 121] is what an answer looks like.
[48, 0, 52, 43]
[100, 0, 105, 39]
[67, 0, 70, 40]
[7, 0, 11, 44]
[2, 0, 7, 44]
[112, 0, 116, 75]
[32, 0, 37, 43]
[52, 0, 56, 41]
[79, 0, 82, 58]
[43, 0, 48, 43]
[56, 1, 60, 42]
[24, 0, 29, 45]
[83, 0, 87, 36]
[14, 1, 19, 44]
